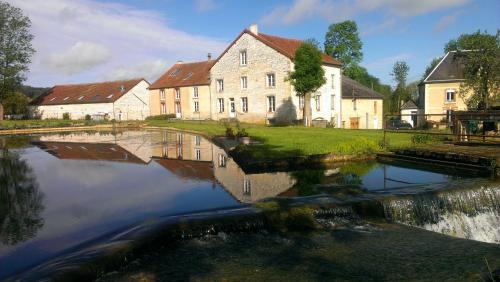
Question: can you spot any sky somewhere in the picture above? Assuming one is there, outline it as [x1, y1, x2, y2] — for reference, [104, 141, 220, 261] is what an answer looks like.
[7, 0, 500, 88]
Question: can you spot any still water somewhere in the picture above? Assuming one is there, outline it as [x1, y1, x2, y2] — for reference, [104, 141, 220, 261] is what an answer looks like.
[0, 130, 497, 279]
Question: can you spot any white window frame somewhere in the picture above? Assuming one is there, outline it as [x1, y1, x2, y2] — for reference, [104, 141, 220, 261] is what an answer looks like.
[445, 89, 456, 102]
[243, 179, 251, 195]
[160, 89, 166, 100]
[331, 95, 335, 110]
[175, 88, 180, 100]
[193, 86, 198, 98]
[218, 98, 225, 113]
[218, 154, 226, 167]
[241, 97, 248, 112]
[195, 135, 201, 146]
[331, 74, 335, 89]
[161, 102, 166, 114]
[266, 73, 276, 88]
[240, 50, 247, 66]
[240, 76, 248, 90]
[267, 96, 276, 113]
[315, 95, 321, 111]
[299, 96, 304, 109]
[195, 148, 201, 160]
[194, 100, 199, 112]
[216, 79, 224, 93]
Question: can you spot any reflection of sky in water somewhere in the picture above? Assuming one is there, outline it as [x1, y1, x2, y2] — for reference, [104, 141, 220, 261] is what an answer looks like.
[0, 146, 238, 278]
[360, 163, 454, 191]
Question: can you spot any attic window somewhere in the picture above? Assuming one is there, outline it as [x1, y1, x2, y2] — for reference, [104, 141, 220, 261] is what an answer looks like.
[78, 96, 84, 100]
[63, 97, 69, 100]
[107, 94, 114, 99]
[119, 85, 125, 92]
[170, 68, 181, 77]
[183, 72, 193, 80]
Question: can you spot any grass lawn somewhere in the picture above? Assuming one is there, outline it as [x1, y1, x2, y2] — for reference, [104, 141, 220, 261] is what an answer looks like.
[146, 120, 416, 158]
[0, 119, 112, 130]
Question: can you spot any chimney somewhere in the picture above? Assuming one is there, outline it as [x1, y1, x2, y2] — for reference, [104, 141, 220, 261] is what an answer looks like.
[176, 60, 183, 64]
[249, 23, 258, 35]
[207, 53, 212, 61]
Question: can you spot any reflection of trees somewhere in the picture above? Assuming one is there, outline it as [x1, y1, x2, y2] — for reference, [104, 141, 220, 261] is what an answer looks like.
[0, 149, 44, 245]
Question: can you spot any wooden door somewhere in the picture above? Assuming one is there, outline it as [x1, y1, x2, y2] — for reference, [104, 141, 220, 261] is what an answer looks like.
[350, 117, 359, 129]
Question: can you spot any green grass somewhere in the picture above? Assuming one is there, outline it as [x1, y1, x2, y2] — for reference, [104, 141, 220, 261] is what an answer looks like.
[146, 120, 416, 158]
[0, 119, 112, 130]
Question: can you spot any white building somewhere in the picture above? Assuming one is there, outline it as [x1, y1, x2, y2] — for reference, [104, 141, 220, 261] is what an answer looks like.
[209, 24, 343, 125]
[31, 78, 150, 120]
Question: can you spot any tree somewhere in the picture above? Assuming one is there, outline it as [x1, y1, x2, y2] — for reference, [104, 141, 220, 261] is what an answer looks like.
[390, 61, 410, 113]
[447, 30, 499, 110]
[324, 20, 363, 71]
[0, 1, 35, 103]
[288, 42, 326, 127]
[2, 91, 29, 116]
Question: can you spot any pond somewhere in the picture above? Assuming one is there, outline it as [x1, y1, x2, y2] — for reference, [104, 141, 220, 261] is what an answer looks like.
[0, 130, 498, 279]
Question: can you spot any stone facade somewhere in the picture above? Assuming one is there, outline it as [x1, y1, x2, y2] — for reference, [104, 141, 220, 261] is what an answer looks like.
[210, 31, 342, 124]
[33, 80, 150, 120]
[341, 98, 383, 129]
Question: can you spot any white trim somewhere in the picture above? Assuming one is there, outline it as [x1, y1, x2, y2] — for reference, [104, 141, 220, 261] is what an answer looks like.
[423, 52, 450, 83]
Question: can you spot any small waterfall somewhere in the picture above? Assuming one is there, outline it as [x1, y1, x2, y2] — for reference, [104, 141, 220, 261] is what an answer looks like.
[382, 185, 500, 243]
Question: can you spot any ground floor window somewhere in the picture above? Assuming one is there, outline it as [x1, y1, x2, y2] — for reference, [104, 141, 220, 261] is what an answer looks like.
[218, 154, 226, 167]
[195, 148, 201, 160]
[241, 97, 248, 112]
[194, 100, 199, 112]
[161, 103, 166, 114]
[218, 98, 224, 113]
[243, 179, 251, 195]
[267, 96, 276, 112]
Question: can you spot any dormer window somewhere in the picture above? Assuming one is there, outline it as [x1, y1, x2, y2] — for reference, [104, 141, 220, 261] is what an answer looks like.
[240, 50, 247, 66]
[106, 94, 113, 99]
[78, 96, 84, 100]
[170, 68, 181, 77]
[50, 97, 56, 101]
[445, 89, 456, 102]
[63, 97, 69, 101]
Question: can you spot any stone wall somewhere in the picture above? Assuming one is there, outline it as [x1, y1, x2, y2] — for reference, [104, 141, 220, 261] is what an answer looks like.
[114, 80, 151, 120]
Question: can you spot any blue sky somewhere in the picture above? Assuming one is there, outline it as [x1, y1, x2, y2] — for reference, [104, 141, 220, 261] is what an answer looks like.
[8, 0, 500, 87]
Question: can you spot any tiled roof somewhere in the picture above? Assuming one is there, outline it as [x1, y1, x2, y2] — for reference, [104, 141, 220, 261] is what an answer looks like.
[149, 60, 215, 89]
[216, 29, 342, 67]
[401, 100, 419, 110]
[341, 75, 384, 99]
[34, 141, 147, 164]
[32, 78, 145, 106]
[424, 51, 466, 83]
[155, 158, 215, 181]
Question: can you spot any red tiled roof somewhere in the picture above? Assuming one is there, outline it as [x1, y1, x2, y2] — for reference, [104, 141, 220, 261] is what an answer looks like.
[155, 158, 215, 181]
[34, 141, 147, 164]
[32, 78, 146, 106]
[149, 60, 215, 90]
[216, 29, 342, 66]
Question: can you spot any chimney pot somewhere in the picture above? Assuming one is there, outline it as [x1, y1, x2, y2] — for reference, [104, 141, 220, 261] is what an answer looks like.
[249, 24, 258, 35]
[207, 53, 212, 60]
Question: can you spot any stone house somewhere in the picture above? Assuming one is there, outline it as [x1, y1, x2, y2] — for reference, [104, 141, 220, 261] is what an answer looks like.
[209, 24, 343, 125]
[149, 59, 214, 119]
[31, 78, 150, 120]
[341, 76, 384, 129]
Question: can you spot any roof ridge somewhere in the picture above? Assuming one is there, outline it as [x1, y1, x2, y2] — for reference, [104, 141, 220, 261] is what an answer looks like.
[54, 78, 144, 88]
[258, 32, 303, 42]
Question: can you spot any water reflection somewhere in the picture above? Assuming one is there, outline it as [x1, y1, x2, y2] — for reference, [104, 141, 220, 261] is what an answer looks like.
[0, 149, 44, 245]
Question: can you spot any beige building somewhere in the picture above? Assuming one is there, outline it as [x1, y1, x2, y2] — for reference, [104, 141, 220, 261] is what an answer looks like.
[31, 79, 150, 120]
[149, 59, 214, 119]
[341, 76, 384, 129]
[418, 51, 486, 123]
[210, 24, 343, 125]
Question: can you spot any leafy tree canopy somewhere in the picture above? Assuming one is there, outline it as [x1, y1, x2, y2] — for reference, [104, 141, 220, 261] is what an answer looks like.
[324, 20, 363, 70]
[0, 1, 35, 102]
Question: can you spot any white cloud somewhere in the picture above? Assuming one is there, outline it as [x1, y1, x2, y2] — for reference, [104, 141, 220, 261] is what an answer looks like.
[195, 0, 216, 12]
[108, 59, 170, 81]
[260, 0, 470, 25]
[361, 19, 397, 36]
[45, 41, 111, 75]
[7, 0, 228, 86]
[433, 11, 462, 32]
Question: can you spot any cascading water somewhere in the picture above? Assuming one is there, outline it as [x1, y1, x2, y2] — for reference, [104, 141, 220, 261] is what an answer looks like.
[382, 185, 500, 243]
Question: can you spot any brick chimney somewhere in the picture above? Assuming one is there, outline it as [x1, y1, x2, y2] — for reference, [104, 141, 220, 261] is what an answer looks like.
[249, 24, 258, 35]
[207, 53, 212, 61]
[176, 60, 183, 64]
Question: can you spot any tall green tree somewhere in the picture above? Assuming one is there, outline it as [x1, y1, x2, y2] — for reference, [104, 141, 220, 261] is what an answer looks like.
[446, 30, 499, 110]
[289, 42, 326, 127]
[324, 20, 363, 71]
[390, 61, 410, 113]
[2, 91, 29, 116]
[0, 1, 35, 103]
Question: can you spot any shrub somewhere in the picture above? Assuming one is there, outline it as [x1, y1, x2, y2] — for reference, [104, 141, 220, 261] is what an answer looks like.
[225, 127, 235, 138]
[62, 113, 70, 120]
[146, 114, 176, 120]
[85, 114, 92, 121]
[236, 128, 249, 138]
[411, 134, 440, 144]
